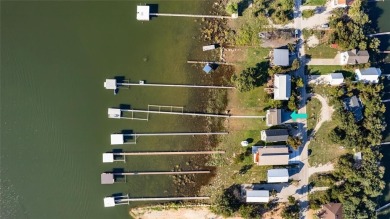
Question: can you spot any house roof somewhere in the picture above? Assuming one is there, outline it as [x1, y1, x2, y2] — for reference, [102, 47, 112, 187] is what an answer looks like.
[273, 49, 289, 66]
[357, 67, 381, 75]
[255, 146, 289, 166]
[246, 190, 270, 203]
[274, 74, 292, 100]
[344, 96, 363, 121]
[266, 109, 282, 126]
[344, 49, 369, 64]
[267, 168, 289, 183]
[322, 203, 343, 219]
[330, 73, 344, 80]
[261, 129, 289, 142]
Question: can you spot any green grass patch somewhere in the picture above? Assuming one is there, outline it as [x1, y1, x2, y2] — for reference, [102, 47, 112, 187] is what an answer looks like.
[308, 121, 346, 166]
[309, 191, 330, 210]
[305, 44, 338, 58]
[303, 0, 327, 6]
[307, 65, 343, 75]
[302, 9, 316, 19]
[306, 98, 321, 135]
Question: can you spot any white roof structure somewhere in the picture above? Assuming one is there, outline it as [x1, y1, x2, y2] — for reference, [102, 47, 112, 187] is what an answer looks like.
[104, 79, 117, 90]
[111, 134, 124, 145]
[108, 108, 121, 118]
[267, 169, 289, 183]
[203, 45, 216, 51]
[137, 5, 150, 21]
[329, 73, 344, 85]
[104, 197, 116, 207]
[103, 153, 114, 163]
[274, 74, 291, 100]
[101, 173, 115, 184]
[273, 49, 289, 66]
[355, 68, 381, 83]
[246, 190, 269, 203]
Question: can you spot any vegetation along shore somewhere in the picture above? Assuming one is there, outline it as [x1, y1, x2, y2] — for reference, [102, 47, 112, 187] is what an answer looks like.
[131, 0, 389, 218]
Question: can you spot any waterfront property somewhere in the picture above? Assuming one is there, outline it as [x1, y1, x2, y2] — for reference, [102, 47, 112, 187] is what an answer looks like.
[274, 74, 291, 100]
[260, 129, 289, 142]
[354, 67, 382, 83]
[343, 96, 363, 122]
[273, 49, 290, 66]
[252, 146, 289, 166]
[267, 169, 289, 183]
[266, 109, 282, 126]
[339, 49, 369, 65]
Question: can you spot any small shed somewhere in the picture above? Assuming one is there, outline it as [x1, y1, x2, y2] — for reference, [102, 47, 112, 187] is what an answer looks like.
[203, 64, 213, 74]
[111, 134, 124, 145]
[103, 153, 114, 163]
[246, 190, 270, 203]
[329, 73, 344, 85]
[104, 197, 116, 207]
[108, 108, 121, 118]
[104, 79, 117, 90]
[136, 5, 150, 21]
[267, 169, 289, 183]
[101, 173, 115, 184]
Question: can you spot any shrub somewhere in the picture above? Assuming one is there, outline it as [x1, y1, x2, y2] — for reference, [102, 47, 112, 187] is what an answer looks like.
[302, 9, 316, 19]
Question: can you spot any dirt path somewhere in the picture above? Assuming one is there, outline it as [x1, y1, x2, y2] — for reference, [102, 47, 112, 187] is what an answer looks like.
[130, 207, 231, 219]
[311, 94, 333, 134]
[308, 163, 334, 177]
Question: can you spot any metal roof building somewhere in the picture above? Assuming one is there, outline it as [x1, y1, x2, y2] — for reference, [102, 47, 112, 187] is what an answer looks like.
[104, 197, 116, 207]
[274, 74, 291, 100]
[103, 153, 114, 163]
[355, 67, 381, 83]
[329, 73, 344, 85]
[267, 169, 289, 183]
[245, 190, 270, 203]
[101, 173, 115, 184]
[111, 134, 124, 145]
[273, 49, 289, 66]
[252, 146, 289, 166]
[260, 129, 289, 142]
[137, 5, 150, 21]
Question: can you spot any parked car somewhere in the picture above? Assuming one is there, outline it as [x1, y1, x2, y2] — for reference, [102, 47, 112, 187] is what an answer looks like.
[321, 23, 329, 28]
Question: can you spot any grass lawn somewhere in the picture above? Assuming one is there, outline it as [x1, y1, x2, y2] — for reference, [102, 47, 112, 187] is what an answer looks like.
[306, 98, 321, 135]
[303, 0, 327, 5]
[305, 44, 338, 58]
[307, 66, 355, 80]
[308, 121, 347, 166]
[236, 47, 270, 69]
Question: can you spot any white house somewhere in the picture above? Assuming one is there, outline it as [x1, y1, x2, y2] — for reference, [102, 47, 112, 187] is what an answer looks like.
[329, 73, 344, 85]
[355, 67, 382, 83]
[245, 190, 270, 203]
[267, 169, 289, 183]
[274, 74, 291, 100]
[339, 50, 369, 65]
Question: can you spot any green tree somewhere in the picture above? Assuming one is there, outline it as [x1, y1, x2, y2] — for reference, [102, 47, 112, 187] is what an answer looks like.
[282, 196, 300, 219]
[287, 136, 302, 150]
[295, 77, 304, 88]
[226, 2, 238, 15]
[291, 59, 300, 71]
[231, 68, 257, 92]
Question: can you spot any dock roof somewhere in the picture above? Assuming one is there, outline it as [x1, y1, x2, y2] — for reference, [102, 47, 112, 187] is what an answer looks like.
[108, 108, 121, 118]
[203, 64, 212, 74]
[136, 5, 150, 21]
[104, 197, 116, 207]
[103, 153, 114, 163]
[101, 173, 115, 184]
[111, 134, 124, 145]
[104, 79, 117, 90]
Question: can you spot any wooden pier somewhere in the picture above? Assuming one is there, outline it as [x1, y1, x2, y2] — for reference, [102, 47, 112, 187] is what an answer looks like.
[368, 32, 390, 37]
[149, 13, 233, 19]
[104, 195, 209, 207]
[187, 60, 236, 65]
[103, 151, 225, 163]
[117, 82, 234, 89]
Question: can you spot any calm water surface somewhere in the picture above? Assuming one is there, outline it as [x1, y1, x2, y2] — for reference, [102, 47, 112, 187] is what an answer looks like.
[0, 1, 217, 218]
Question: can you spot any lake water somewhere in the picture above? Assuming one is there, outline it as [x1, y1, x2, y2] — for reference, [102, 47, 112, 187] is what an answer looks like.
[368, 1, 390, 217]
[0, 1, 220, 218]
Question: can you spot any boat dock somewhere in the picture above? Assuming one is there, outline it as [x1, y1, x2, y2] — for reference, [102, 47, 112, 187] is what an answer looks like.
[108, 106, 266, 121]
[137, 5, 237, 21]
[104, 195, 209, 207]
[187, 60, 236, 65]
[110, 132, 228, 145]
[101, 171, 210, 184]
[104, 79, 234, 94]
[103, 151, 225, 163]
